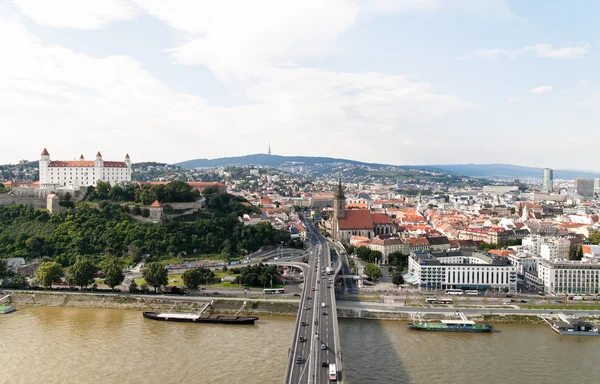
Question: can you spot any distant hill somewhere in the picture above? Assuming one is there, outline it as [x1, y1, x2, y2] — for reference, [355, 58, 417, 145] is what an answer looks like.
[176, 155, 600, 180]
[430, 164, 600, 180]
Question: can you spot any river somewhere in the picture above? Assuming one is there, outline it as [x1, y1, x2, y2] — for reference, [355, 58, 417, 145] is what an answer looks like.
[2, 307, 600, 384]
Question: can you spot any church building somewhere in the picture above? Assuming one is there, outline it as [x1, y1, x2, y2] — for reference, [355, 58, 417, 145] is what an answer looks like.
[38, 148, 132, 188]
[331, 176, 395, 244]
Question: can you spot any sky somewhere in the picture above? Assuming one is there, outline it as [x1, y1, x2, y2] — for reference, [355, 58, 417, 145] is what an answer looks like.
[1, 0, 599, 170]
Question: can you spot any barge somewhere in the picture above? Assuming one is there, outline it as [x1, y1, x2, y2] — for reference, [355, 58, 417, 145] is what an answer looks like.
[143, 300, 258, 325]
[407, 312, 493, 333]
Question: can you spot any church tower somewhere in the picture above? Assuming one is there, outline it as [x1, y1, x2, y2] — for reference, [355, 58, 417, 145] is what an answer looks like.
[332, 173, 346, 241]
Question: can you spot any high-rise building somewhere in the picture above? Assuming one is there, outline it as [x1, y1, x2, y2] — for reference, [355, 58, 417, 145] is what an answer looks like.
[575, 178, 595, 199]
[541, 168, 553, 193]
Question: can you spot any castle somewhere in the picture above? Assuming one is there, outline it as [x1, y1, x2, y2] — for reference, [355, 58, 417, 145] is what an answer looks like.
[38, 148, 132, 188]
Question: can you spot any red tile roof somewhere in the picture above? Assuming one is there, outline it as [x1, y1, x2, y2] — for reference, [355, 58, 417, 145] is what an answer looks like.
[372, 213, 391, 225]
[49, 161, 95, 167]
[41, 148, 49, 156]
[338, 209, 373, 230]
[150, 200, 162, 207]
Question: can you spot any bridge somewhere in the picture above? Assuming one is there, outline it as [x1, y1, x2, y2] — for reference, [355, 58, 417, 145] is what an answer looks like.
[284, 221, 345, 384]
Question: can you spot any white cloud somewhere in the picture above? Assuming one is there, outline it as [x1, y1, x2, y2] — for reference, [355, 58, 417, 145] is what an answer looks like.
[529, 43, 589, 59]
[133, 0, 358, 81]
[363, 0, 441, 13]
[14, 0, 136, 29]
[508, 96, 528, 102]
[530, 86, 553, 94]
[464, 43, 590, 60]
[0, 19, 475, 164]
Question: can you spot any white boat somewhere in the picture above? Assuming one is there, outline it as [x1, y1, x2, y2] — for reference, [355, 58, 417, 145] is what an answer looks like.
[0, 305, 16, 314]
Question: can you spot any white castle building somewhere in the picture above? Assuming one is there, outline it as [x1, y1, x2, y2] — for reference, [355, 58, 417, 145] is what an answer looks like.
[39, 148, 132, 188]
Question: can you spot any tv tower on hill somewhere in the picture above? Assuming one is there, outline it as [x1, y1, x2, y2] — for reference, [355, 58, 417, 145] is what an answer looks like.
[268, 141, 271, 155]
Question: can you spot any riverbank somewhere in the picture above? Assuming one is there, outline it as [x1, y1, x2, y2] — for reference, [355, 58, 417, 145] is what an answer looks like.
[8, 291, 299, 316]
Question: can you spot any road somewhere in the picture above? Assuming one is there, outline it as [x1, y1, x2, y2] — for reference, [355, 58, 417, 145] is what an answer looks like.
[286, 221, 340, 384]
[336, 301, 600, 316]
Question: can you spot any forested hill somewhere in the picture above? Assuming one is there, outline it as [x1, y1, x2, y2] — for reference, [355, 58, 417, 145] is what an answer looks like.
[0, 191, 290, 267]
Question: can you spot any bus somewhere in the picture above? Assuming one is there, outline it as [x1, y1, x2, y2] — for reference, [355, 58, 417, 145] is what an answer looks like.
[263, 288, 285, 294]
[465, 290, 479, 296]
[426, 297, 453, 304]
[445, 289, 464, 296]
[328, 364, 337, 381]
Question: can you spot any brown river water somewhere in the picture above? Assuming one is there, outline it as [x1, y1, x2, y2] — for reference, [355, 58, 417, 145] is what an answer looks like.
[1, 307, 599, 384]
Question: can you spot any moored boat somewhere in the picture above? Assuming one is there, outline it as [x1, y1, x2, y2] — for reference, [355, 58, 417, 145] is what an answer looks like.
[143, 311, 259, 324]
[0, 305, 16, 314]
[406, 320, 493, 333]
[542, 313, 600, 336]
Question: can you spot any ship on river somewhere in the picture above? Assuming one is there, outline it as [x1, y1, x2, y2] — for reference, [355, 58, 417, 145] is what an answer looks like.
[143, 300, 258, 325]
[541, 313, 600, 336]
[0, 292, 16, 314]
[406, 312, 493, 333]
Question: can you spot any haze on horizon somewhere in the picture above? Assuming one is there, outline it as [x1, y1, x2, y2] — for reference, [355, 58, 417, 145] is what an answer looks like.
[1, 1, 599, 170]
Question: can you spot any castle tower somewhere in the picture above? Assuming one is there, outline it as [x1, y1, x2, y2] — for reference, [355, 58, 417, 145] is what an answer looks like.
[39, 148, 51, 186]
[46, 193, 59, 214]
[94, 151, 103, 185]
[332, 173, 346, 242]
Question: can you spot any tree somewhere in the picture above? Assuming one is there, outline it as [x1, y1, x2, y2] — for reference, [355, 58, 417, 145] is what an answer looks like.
[67, 257, 96, 289]
[0, 259, 7, 279]
[142, 262, 168, 292]
[569, 245, 583, 261]
[182, 267, 214, 291]
[365, 264, 382, 281]
[388, 252, 409, 268]
[346, 244, 355, 255]
[36, 261, 63, 287]
[392, 273, 404, 286]
[103, 258, 125, 290]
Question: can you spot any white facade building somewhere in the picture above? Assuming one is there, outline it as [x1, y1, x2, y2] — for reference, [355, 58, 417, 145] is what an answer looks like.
[539, 259, 600, 295]
[39, 148, 131, 188]
[408, 250, 517, 292]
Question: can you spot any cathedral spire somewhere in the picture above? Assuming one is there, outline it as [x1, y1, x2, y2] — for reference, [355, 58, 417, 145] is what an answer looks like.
[335, 172, 345, 199]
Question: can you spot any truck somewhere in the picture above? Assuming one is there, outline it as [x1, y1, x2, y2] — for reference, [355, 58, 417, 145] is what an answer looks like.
[326, 267, 331, 275]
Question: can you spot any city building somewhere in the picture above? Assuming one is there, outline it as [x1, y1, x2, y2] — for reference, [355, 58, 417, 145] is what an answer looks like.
[39, 148, 131, 188]
[368, 237, 408, 264]
[408, 250, 517, 292]
[575, 178, 595, 199]
[538, 259, 600, 295]
[541, 168, 553, 194]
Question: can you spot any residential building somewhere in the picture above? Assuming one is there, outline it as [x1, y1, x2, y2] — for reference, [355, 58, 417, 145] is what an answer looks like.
[576, 179, 595, 199]
[368, 237, 408, 264]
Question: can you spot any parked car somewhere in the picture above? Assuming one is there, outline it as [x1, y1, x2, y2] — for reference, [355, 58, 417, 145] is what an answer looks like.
[293, 293, 301, 297]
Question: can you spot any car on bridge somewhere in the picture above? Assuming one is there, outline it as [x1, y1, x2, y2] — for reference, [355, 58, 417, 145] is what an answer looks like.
[304, 306, 310, 310]
[296, 356, 303, 364]
[321, 344, 327, 350]
[322, 311, 328, 315]
[299, 336, 305, 342]
[301, 321, 307, 326]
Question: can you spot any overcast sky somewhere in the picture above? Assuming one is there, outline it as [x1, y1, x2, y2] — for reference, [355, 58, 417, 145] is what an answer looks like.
[1, 1, 599, 169]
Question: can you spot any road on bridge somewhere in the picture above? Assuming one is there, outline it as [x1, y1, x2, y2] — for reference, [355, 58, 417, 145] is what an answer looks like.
[286, 221, 341, 383]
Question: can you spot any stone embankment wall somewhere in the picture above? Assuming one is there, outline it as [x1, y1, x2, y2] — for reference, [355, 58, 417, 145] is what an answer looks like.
[9, 291, 299, 316]
[0, 194, 46, 208]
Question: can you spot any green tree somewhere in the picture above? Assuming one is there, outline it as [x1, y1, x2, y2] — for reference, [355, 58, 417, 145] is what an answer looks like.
[182, 267, 214, 290]
[67, 257, 96, 289]
[36, 261, 63, 287]
[392, 272, 404, 286]
[346, 244, 355, 255]
[588, 232, 600, 245]
[365, 264, 382, 281]
[142, 262, 168, 292]
[569, 245, 583, 261]
[0, 259, 7, 279]
[103, 258, 125, 290]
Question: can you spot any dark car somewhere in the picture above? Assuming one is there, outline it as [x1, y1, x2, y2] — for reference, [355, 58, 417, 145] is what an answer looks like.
[520, 299, 528, 303]
[296, 357, 303, 364]
[298, 336, 305, 342]
[293, 293, 301, 297]
[321, 361, 328, 368]
[301, 321, 307, 326]
[305, 306, 310, 310]
[322, 311, 328, 315]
